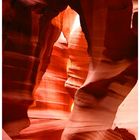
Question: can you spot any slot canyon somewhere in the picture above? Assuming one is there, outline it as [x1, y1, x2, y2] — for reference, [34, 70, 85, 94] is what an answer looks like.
[2, 0, 138, 140]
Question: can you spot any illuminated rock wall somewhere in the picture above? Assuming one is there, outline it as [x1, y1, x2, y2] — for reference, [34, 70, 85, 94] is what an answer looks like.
[62, 0, 138, 140]
[28, 33, 72, 119]
[28, 6, 90, 119]
[2, 0, 138, 140]
[2, 0, 67, 137]
[65, 14, 90, 95]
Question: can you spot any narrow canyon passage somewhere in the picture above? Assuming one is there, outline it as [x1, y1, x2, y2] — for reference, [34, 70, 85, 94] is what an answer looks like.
[2, 0, 138, 140]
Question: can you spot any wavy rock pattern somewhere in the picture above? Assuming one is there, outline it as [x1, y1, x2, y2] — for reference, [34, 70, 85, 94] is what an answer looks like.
[62, 0, 138, 139]
[28, 33, 72, 119]
[65, 14, 90, 95]
[113, 83, 138, 139]
[2, 0, 68, 136]
[28, 7, 78, 119]
[3, 0, 137, 140]
[3, 0, 35, 136]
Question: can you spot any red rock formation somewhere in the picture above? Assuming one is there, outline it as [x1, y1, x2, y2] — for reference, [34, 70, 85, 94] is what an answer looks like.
[3, 0, 34, 136]
[2, 0, 137, 140]
[2, 0, 68, 137]
[28, 33, 72, 119]
[2, 129, 12, 140]
[28, 7, 78, 119]
[61, 0, 137, 139]
[65, 14, 90, 96]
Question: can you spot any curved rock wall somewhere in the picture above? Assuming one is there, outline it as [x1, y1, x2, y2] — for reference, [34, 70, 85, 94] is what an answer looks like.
[62, 0, 138, 139]
[3, 0, 138, 140]
[3, 1, 35, 136]
[2, 0, 68, 136]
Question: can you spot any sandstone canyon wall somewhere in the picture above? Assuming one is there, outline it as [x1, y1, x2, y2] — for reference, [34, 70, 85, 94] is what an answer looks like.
[2, 0, 138, 140]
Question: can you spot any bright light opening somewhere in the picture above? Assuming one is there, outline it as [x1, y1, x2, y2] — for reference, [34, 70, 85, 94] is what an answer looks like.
[71, 102, 74, 112]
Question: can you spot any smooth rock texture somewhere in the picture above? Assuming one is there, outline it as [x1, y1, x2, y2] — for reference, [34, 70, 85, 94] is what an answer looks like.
[2, 129, 12, 140]
[28, 32, 72, 119]
[113, 83, 138, 139]
[61, 0, 138, 139]
[2, 0, 138, 140]
[65, 14, 90, 94]
[3, 0, 34, 136]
